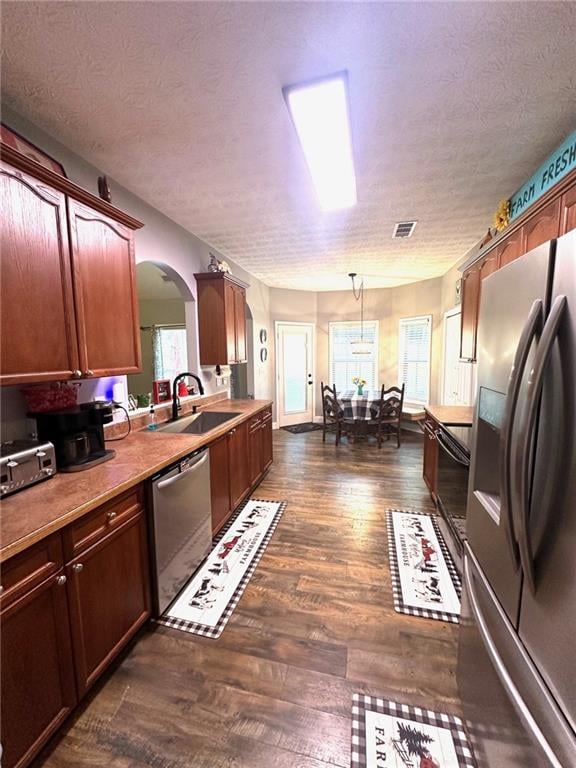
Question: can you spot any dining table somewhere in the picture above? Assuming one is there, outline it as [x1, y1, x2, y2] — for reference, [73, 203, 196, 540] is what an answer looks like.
[336, 389, 384, 420]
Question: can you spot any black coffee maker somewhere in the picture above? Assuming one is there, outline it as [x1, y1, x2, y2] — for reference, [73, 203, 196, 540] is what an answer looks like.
[34, 402, 116, 472]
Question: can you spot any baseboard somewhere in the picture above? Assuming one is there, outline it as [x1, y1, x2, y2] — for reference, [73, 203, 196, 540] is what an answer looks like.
[313, 415, 323, 424]
[272, 421, 279, 430]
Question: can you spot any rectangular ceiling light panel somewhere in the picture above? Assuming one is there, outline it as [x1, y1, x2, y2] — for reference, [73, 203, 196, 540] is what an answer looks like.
[284, 73, 357, 211]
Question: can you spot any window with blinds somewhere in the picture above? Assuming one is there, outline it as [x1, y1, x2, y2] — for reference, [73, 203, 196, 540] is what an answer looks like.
[398, 315, 432, 404]
[328, 321, 379, 391]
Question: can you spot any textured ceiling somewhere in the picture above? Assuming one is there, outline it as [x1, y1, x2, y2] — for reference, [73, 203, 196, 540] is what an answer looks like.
[2, 2, 576, 291]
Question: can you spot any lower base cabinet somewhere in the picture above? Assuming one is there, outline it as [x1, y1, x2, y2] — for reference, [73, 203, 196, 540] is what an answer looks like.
[65, 511, 150, 695]
[228, 421, 249, 509]
[0, 489, 151, 768]
[211, 407, 273, 533]
[1, 569, 76, 768]
[248, 407, 273, 486]
[210, 434, 232, 533]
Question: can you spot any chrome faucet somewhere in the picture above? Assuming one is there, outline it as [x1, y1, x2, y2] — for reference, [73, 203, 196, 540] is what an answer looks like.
[172, 372, 205, 421]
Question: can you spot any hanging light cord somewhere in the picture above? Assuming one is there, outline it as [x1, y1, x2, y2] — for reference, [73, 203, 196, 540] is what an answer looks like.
[349, 272, 365, 340]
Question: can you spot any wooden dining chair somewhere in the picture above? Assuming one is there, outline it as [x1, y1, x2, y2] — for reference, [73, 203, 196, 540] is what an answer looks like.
[369, 383, 405, 448]
[320, 382, 351, 445]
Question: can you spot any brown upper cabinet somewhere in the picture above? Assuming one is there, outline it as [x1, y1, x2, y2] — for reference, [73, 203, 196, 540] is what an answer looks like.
[459, 173, 575, 361]
[0, 147, 143, 386]
[195, 272, 248, 365]
[1, 162, 80, 385]
[560, 183, 576, 235]
[495, 228, 523, 268]
[521, 197, 561, 253]
[67, 201, 141, 378]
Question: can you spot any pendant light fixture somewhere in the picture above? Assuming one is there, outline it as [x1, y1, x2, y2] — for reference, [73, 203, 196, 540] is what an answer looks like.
[349, 272, 373, 355]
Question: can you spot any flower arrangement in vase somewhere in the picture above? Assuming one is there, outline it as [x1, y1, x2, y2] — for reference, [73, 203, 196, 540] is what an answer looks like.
[352, 376, 367, 396]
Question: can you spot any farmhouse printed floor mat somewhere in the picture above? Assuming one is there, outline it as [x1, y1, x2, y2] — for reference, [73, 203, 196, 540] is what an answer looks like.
[158, 499, 286, 639]
[386, 509, 461, 623]
[351, 695, 476, 768]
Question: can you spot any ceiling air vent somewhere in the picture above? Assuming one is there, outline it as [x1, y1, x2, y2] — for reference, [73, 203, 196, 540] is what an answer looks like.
[393, 221, 417, 239]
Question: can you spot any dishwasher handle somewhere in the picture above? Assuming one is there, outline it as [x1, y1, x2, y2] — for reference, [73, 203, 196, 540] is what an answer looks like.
[156, 451, 208, 490]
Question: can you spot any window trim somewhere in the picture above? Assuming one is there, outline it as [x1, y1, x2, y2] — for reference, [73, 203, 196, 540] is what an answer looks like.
[328, 320, 379, 391]
[398, 314, 432, 405]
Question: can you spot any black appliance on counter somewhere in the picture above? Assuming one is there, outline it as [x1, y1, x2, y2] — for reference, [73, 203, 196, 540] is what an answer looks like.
[33, 401, 115, 472]
[435, 423, 471, 554]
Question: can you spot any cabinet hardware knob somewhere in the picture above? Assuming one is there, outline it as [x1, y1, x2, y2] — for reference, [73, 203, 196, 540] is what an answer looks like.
[72, 369, 82, 378]
[84, 370, 94, 377]
[107, 511, 117, 521]
[72, 563, 84, 573]
[56, 575, 67, 586]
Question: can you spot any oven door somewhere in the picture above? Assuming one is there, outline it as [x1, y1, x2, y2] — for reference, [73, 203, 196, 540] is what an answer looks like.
[436, 426, 470, 551]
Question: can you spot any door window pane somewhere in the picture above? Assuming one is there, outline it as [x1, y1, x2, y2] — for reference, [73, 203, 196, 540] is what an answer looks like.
[283, 332, 307, 413]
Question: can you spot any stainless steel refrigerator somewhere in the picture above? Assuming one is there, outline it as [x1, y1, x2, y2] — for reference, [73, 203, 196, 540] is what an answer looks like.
[458, 230, 576, 767]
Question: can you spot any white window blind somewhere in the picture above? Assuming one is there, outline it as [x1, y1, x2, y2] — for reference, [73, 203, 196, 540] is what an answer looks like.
[398, 315, 432, 404]
[328, 321, 379, 392]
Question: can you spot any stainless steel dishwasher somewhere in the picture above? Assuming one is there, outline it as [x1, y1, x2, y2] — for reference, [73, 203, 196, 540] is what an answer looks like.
[151, 447, 212, 613]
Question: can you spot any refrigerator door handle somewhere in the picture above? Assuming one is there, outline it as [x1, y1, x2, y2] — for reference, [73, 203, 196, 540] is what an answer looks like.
[464, 551, 565, 768]
[517, 295, 567, 594]
[500, 298, 543, 567]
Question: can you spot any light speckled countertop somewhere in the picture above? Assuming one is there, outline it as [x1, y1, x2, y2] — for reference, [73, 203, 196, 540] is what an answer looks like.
[0, 399, 272, 563]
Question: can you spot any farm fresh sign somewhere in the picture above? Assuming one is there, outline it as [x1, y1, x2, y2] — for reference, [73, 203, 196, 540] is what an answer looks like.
[509, 130, 576, 221]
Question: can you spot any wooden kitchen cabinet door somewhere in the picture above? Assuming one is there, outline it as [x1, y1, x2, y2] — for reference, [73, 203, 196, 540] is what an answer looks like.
[0, 161, 80, 385]
[1, 570, 76, 768]
[195, 273, 249, 365]
[234, 285, 247, 363]
[496, 229, 524, 268]
[228, 421, 250, 510]
[67, 200, 141, 378]
[65, 512, 150, 696]
[478, 251, 499, 281]
[224, 281, 238, 363]
[248, 415, 263, 486]
[210, 434, 232, 533]
[459, 264, 481, 361]
[522, 197, 561, 252]
[261, 409, 273, 473]
[560, 182, 576, 235]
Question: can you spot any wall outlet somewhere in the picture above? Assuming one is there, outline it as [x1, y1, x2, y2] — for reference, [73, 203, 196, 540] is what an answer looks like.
[216, 375, 228, 387]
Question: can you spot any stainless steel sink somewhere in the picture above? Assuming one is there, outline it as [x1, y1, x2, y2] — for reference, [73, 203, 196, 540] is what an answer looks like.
[156, 411, 241, 435]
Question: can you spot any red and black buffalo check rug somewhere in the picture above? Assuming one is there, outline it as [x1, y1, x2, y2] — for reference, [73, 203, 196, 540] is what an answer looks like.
[386, 509, 461, 624]
[158, 498, 286, 639]
[351, 695, 476, 767]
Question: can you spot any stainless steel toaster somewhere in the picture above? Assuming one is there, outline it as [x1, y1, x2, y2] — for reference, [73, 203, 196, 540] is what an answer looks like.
[0, 439, 56, 497]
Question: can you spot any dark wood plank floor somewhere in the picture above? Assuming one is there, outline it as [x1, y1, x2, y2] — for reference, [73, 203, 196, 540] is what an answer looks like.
[38, 430, 460, 768]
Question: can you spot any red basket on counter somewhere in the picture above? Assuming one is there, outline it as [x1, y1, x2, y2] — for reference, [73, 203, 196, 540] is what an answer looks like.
[21, 382, 81, 413]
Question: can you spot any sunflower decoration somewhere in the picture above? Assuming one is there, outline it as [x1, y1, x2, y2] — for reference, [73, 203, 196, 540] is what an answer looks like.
[494, 199, 510, 232]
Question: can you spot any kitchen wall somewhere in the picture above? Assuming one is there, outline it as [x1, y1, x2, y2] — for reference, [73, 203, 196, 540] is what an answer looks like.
[1, 105, 274, 436]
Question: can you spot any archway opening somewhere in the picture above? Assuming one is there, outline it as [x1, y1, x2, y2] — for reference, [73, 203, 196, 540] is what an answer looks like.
[127, 262, 196, 403]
